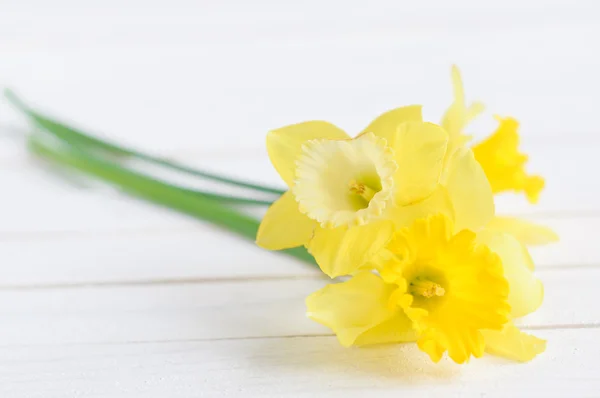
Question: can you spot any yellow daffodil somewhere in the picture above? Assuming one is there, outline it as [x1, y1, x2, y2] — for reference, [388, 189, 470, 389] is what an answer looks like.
[306, 214, 546, 364]
[442, 65, 558, 246]
[472, 116, 544, 203]
[257, 105, 495, 278]
[379, 214, 510, 363]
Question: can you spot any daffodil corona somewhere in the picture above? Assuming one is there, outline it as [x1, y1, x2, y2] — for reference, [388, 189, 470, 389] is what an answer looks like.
[293, 132, 396, 228]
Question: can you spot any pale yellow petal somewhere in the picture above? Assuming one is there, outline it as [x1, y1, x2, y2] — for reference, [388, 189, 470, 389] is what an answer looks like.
[445, 147, 494, 232]
[487, 216, 559, 246]
[478, 231, 544, 318]
[358, 105, 423, 142]
[441, 65, 467, 141]
[267, 121, 350, 186]
[386, 185, 454, 229]
[483, 322, 546, 362]
[307, 220, 394, 278]
[451, 64, 466, 106]
[388, 122, 448, 204]
[306, 272, 398, 347]
[466, 101, 485, 123]
[256, 191, 316, 250]
[441, 65, 484, 139]
[441, 66, 484, 171]
[354, 312, 417, 346]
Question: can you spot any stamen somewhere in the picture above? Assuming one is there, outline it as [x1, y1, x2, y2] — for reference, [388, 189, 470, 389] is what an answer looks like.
[410, 279, 445, 298]
[349, 180, 377, 202]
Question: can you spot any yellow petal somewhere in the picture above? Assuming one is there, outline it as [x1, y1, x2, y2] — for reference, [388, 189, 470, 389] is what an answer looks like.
[441, 65, 467, 140]
[357, 105, 423, 143]
[388, 122, 448, 204]
[386, 185, 454, 230]
[466, 101, 486, 123]
[451, 64, 465, 104]
[354, 312, 417, 346]
[478, 231, 544, 318]
[472, 116, 544, 204]
[256, 191, 316, 250]
[487, 216, 559, 246]
[267, 121, 350, 186]
[483, 322, 546, 362]
[441, 65, 484, 147]
[307, 220, 394, 278]
[444, 147, 494, 232]
[306, 272, 400, 347]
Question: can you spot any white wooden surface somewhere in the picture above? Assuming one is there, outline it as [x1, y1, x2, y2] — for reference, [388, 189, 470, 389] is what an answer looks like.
[1, 1, 599, 396]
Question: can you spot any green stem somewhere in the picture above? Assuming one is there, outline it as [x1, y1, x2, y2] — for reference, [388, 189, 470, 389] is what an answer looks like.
[5, 89, 286, 196]
[28, 137, 315, 266]
[175, 189, 274, 206]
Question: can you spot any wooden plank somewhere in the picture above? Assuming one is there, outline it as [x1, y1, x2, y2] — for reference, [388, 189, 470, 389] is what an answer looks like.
[0, 328, 597, 397]
[527, 216, 596, 269]
[0, 268, 595, 345]
[0, 215, 592, 286]
[0, 227, 316, 286]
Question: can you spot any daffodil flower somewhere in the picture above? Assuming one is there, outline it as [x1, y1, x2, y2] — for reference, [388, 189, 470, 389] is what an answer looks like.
[473, 116, 545, 203]
[442, 65, 558, 246]
[256, 106, 494, 278]
[306, 214, 546, 364]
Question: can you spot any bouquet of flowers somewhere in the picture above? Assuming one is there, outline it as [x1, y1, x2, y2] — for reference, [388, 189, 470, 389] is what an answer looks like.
[5, 65, 557, 365]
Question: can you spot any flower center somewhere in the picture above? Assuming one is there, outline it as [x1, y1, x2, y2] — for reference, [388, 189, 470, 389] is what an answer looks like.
[348, 180, 377, 203]
[410, 278, 445, 298]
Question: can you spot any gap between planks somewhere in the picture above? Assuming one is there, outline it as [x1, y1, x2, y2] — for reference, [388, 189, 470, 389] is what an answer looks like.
[2, 323, 599, 350]
[0, 211, 594, 243]
[0, 274, 326, 291]
[0, 268, 596, 345]
[0, 263, 596, 291]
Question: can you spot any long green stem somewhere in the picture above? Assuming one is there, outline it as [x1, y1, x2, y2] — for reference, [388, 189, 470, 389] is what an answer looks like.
[5, 89, 286, 196]
[170, 189, 274, 206]
[29, 137, 315, 266]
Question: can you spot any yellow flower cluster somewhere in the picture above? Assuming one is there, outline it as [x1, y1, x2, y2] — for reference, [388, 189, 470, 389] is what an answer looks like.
[256, 66, 557, 364]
